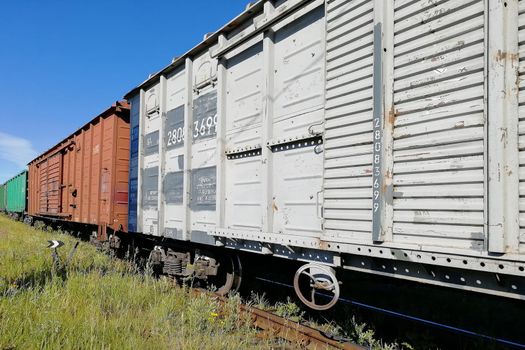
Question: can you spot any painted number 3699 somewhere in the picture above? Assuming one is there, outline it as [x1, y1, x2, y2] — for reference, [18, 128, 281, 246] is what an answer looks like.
[193, 114, 218, 139]
[167, 114, 218, 147]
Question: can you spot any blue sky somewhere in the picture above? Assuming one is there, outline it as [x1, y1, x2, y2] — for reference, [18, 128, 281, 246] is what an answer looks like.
[0, 0, 248, 183]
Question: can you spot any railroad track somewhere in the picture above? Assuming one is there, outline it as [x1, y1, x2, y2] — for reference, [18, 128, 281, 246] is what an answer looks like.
[196, 290, 362, 350]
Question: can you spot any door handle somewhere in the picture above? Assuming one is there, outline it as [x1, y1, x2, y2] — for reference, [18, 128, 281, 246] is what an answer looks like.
[316, 190, 324, 219]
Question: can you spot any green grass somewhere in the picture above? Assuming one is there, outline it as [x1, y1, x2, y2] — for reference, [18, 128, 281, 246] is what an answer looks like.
[0, 215, 266, 349]
[0, 214, 411, 350]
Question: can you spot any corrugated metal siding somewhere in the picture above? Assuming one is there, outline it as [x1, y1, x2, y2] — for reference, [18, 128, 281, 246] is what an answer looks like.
[6, 171, 27, 214]
[323, 0, 375, 242]
[519, 0, 525, 250]
[128, 94, 140, 232]
[28, 103, 130, 232]
[391, 0, 486, 249]
[38, 155, 62, 214]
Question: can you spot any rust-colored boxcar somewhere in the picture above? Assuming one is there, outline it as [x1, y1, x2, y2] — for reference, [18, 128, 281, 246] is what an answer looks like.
[28, 101, 130, 237]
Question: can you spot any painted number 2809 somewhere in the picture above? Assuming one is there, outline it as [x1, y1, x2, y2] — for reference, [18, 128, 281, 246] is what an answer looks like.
[167, 127, 184, 147]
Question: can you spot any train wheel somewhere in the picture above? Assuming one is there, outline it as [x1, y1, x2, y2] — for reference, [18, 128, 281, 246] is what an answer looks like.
[23, 216, 34, 226]
[293, 263, 340, 311]
[211, 254, 242, 296]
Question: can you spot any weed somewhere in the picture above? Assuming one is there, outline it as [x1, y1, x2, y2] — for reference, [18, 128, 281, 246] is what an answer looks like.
[274, 297, 304, 322]
[247, 291, 270, 310]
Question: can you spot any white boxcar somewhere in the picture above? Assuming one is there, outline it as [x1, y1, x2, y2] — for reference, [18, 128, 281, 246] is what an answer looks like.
[126, 0, 525, 303]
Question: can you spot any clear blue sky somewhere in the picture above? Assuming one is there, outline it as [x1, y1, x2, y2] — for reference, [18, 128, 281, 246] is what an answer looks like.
[0, 0, 248, 183]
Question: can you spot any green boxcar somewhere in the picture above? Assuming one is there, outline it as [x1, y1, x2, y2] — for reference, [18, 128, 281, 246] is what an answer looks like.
[6, 171, 27, 214]
[0, 183, 6, 212]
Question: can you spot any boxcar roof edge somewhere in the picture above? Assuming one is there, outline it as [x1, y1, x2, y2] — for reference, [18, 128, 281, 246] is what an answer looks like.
[123, 0, 266, 99]
[27, 100, 130, 166]
[3, 170, 28, 184]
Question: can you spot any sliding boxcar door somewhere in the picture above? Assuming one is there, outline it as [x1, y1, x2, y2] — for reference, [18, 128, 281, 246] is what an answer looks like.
[223, 42, 264, 232]
[38, 160, 49, 214]
[46, 154, 63, 214]
[271, 6, 326, 238]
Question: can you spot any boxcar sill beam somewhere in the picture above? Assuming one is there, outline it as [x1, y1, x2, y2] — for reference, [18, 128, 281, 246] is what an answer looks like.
[211, 227, 525, 277]
[341, 257, 525, 301]
[37, 212, 72, 218]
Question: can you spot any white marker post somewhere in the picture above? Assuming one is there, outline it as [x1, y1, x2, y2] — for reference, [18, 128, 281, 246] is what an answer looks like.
[47, 240, 64, 271]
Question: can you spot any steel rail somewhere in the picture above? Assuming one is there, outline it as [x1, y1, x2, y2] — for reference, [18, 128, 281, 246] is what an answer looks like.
[195, 290, 363, 350]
